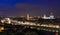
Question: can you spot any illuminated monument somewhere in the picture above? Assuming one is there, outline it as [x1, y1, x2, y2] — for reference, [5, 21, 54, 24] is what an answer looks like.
[27, 14, 30, 20]
[42, 13, 55, 19]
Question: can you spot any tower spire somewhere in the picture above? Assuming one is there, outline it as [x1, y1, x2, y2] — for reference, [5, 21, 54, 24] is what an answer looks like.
[27, 14, 29, 20]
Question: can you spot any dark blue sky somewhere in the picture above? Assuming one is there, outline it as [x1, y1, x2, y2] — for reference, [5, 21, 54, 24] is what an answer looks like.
[0, 0, 60, 17]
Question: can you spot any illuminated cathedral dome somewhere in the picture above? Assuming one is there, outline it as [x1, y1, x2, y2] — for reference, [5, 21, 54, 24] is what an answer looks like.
[42, 13, 55, 19]
[49, 12, 55, 19]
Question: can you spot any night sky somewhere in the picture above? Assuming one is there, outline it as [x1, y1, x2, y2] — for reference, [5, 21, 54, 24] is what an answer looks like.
[0, 0, 60, 17]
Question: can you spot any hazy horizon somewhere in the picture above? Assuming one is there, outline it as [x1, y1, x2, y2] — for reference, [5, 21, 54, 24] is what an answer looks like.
[0, 0, 60, 17]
